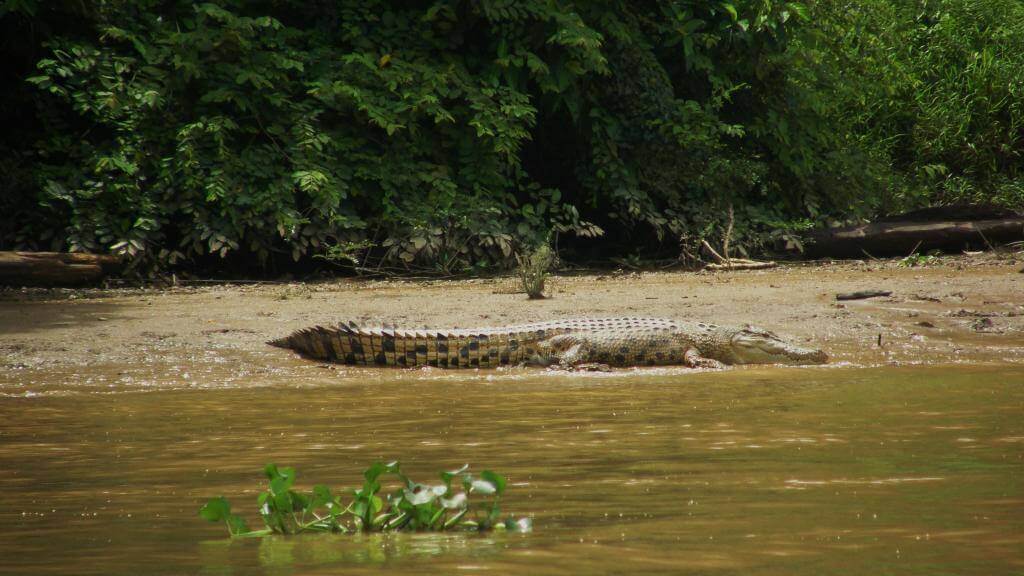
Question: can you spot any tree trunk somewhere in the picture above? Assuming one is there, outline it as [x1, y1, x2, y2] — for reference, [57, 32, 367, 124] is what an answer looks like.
[805, 218, 1024, 258]
[0, 251, 123, 287]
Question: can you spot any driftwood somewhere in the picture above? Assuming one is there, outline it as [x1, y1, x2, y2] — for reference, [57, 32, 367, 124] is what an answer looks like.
[701, 206, 777, 271]
[705, 260, 777, 271]
[701, 239, 777, 271]
[806, 207, 1024, 258]
[0, 251, 123, 287]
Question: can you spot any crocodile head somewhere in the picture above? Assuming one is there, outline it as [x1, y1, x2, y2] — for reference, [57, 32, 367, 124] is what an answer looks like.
[725, 325, 828, 365]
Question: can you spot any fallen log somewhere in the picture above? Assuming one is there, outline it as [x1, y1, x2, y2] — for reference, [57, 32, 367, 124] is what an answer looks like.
[805, 216, 1024, 258]
[0, 251, 123, 287]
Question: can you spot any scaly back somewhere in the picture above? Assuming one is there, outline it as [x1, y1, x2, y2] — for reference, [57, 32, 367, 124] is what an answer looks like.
[268, 317, 687, 368]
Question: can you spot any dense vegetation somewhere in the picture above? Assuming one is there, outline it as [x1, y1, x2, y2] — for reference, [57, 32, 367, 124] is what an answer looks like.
[2, 0, 1021, 274]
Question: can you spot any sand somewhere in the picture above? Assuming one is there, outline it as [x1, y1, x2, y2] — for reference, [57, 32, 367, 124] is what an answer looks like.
[2, 254, 1022, 373]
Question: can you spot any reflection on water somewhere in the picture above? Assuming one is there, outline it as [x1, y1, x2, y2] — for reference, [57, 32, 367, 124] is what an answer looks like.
[0, 363, 1022, 575]
[198, 532, 523, 575]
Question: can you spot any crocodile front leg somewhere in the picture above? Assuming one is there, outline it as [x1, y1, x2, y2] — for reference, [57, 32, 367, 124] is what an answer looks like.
[529, 334, 572, 367]
[683, 348, 725, 369]
[536, 335, 605, 370]
[555, 342, 587, 364]
[555, 343, 611, 371]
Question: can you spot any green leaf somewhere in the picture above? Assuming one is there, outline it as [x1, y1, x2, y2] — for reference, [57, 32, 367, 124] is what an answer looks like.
[311, 485, 332, 508]
[200, 497, 231, 522]
[786, 2, 809, 20]
[363, 462, 388, 483]
[443, 508, 469, 529]
[290, 490, 309, 511]
[273, 490, 294, 514]
[226, 514, 251, 535]
[681, 19, 704, 34]
[429, 507, 445, 527]
[264, 463, 281, 480]
[480, 471, 507, 495]
[269, 474, 293, 495]
[352, 500, 367, 518]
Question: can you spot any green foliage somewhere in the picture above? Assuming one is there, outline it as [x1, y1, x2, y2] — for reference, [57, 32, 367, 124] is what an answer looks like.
[2, 0, 1021, 273]
[200, 461, 529, 537]
[809, 0, 1024, 213]
[898, 250, 941, 267]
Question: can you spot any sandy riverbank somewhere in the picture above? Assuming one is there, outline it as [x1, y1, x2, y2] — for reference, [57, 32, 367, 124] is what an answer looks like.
[1, 254, 1022, 372]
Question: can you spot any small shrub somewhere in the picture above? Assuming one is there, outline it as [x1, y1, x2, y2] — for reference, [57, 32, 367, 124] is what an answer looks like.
[515, 244, 556, 300]
[898, 251, 941, 267]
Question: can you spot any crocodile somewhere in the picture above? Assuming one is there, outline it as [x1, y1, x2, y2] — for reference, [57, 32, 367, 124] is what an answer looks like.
[268, 317, 827, 369]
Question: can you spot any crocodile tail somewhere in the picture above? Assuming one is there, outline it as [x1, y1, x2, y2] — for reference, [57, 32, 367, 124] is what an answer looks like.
[267, 335, 293, 348]
[267, 326, 331, 360]
[269, 322, 527, 368]
[269, 322, 400, 366]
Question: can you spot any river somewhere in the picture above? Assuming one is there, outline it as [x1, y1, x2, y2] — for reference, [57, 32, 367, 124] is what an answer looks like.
[1, 361, 1021, 574]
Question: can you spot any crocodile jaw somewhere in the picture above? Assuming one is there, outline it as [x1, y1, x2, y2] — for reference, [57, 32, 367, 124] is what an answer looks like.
[728, 327, 828, 365]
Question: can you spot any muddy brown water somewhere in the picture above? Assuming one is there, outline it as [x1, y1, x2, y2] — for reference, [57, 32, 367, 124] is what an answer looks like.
[1, 357, 1022, 575]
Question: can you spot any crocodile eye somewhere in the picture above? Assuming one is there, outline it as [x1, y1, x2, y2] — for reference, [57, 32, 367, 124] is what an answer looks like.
[743, 324, 775, 337]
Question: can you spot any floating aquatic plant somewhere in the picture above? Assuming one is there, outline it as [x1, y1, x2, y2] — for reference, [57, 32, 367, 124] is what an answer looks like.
[200, 462, 531, 537]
